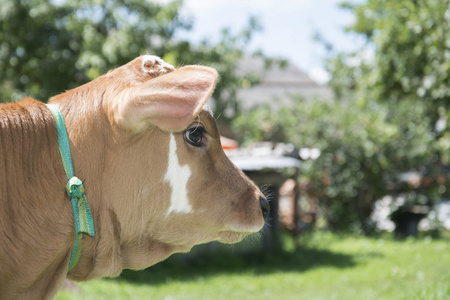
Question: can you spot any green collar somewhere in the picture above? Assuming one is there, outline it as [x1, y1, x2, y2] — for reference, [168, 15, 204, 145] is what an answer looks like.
[47, 104, 95, 272]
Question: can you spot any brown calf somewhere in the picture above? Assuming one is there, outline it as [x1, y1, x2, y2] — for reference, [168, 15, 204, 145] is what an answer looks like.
[0, 55, 269, 299]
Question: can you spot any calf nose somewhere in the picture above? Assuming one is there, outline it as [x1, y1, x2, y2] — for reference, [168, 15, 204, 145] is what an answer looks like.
[260, 196, 270, 221]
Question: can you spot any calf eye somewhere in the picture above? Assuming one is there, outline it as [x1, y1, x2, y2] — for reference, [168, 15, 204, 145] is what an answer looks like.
[185, 126, 206, 147]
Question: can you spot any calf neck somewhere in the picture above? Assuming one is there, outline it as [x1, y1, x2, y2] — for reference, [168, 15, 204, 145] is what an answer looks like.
[0, 55, 268, 299]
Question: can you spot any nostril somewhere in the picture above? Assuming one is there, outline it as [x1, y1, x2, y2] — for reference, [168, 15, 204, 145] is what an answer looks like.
[260, 196, 270, 221]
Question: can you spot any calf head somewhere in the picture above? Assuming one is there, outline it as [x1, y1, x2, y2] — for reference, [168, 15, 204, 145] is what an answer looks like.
[51, 55, 268, 276]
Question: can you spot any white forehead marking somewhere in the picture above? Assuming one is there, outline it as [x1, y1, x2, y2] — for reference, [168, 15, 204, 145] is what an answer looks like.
[142, 54, 176, 74]
[164, 134, 192, 215]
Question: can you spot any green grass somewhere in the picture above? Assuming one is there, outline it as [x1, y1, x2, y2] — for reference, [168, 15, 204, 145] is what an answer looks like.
[56, 232, 450, 300]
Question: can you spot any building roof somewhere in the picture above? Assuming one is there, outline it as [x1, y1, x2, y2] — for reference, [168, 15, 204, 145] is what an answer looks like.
[236, 56, 333, 110]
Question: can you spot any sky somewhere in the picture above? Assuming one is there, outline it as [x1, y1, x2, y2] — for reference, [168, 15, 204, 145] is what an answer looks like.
[169, 0, 366, 84]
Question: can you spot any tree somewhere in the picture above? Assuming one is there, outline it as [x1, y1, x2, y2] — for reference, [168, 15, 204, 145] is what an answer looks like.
[330, 1, 450, 119]
[233, 0, 450, 232]
[335, 0, 450, 168]
[0, 0, 261, 121]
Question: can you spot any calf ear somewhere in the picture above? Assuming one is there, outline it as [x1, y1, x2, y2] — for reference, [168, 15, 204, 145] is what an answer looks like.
[114, 66, 218, 132]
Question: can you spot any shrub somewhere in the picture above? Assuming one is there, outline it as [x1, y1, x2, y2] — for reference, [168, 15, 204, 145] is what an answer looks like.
[233, 98, 438, 232]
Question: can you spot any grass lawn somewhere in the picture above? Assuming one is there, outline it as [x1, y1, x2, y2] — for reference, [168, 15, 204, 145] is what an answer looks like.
[56, 231, 450, 300]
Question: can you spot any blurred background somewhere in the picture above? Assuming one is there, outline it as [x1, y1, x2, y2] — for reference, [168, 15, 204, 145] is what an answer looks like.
[1, 0, 450, 299]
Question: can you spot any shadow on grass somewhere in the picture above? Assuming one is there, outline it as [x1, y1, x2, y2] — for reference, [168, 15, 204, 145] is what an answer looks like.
[117, 242, 359, 285]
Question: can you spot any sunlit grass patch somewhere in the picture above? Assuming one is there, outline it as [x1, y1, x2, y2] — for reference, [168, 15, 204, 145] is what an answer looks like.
[56, 232, 450, 300]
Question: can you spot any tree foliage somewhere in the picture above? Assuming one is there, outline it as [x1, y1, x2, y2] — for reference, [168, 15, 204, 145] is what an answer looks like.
[234, 0, 450, 232]
[313, 0, 450, 231]
[332, 1, 450, 115]
[0, 0, 260, 120]
[233, 98, 437, 232]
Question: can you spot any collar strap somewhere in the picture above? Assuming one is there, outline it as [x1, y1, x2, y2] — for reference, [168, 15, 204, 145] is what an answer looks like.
[46, 104, 95, 272]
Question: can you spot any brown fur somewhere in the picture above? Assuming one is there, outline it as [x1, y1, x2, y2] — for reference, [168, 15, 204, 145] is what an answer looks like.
[0, 56, 265, 299]
[0, 99, 73, 299]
